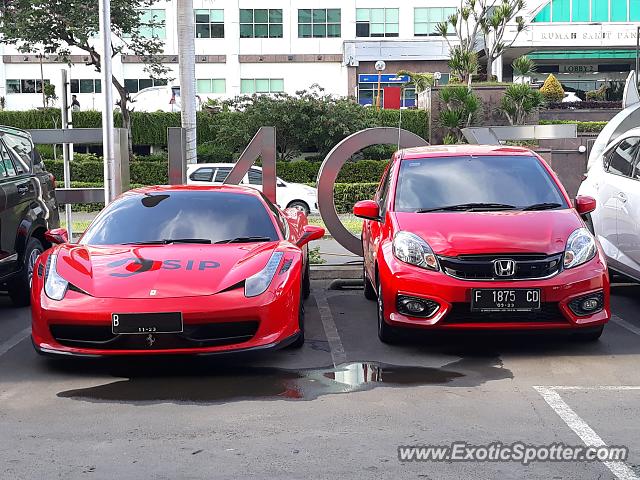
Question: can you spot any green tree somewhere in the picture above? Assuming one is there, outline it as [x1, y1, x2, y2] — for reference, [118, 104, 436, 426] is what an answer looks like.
[512, 55, 537, 82]
[0, 0, 169, 153]
[540, 74, 565, 103]
[43, 84, 58, 108]
[500, 84, 545, 125]
[448, 46, 479, 87]
[396, 71, 434, 93]
[439, 85, 481, 143]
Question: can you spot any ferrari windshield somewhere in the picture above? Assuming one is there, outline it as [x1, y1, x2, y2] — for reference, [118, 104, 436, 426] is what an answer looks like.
[80, 190, 279, 245]
[394, 155, 568, 213]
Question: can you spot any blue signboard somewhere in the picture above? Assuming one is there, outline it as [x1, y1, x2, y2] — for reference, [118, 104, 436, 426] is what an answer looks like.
[358, 74, 410, 83]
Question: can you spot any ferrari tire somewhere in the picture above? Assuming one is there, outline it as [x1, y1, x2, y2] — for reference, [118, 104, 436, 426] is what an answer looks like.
[377, 279, 400, 344]
[302, 254, 311, 299]
[289, 287, 306, 349]
[8, 237, 44, 307]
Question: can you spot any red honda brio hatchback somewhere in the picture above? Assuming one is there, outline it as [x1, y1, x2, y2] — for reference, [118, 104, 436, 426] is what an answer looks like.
[354, 145, 610, 343]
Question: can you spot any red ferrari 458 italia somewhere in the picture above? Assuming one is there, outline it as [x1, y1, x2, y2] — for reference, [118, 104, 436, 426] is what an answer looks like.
[31, 185, 324, 357]
[354, 145, 610, 343]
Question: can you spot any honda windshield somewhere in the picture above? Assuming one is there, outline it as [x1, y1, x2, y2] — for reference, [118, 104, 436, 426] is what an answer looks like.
[394, 155, 568, 213]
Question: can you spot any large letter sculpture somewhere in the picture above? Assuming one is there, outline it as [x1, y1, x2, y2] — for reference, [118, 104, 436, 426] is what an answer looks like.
[317, 127, 428, 256]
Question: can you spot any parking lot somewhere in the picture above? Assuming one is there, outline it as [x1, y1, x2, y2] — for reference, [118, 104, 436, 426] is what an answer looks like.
[1, 276, 640, 479]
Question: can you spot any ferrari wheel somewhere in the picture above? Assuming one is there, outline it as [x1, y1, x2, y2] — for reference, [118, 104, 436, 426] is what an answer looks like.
[8, 237, 44, 307]
[289, 285, 306, 349]
[363, 263, 376, 301]
[377, 279, 399, 344]
[302, 253, 311, 299]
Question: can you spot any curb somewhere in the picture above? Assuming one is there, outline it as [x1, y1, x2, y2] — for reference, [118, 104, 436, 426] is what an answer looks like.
[310, 265, 361, 280]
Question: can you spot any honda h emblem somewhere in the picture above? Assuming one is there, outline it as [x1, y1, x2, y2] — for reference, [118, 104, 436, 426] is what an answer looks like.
[494, 259, 516, 277]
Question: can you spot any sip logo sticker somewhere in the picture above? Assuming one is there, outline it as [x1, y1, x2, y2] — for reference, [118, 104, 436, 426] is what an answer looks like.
[107, 258, 220, 277]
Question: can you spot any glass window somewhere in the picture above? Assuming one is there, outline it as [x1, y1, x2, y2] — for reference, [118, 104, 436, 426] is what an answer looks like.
[240, 79, 284, 94]
[21, 80, 36, 94]
[415, 7, 455, 36]
[248, 169, 263, 185]
[214, 167, 231, 183]
[551, 0, 570, 21]
[394, 156, 567, 212]
[298, 8, 341, 38]
[189, 167, 214, 182]
[194, 9, 224, 38]
[79, 79, 94, 93]
[591, 0, 610, 20]
[196, 79, 226, 94]
[572, 0, 590, 20]
[607, 137, 640, 177]
[631, 0, 640, 20]
[125, 79, 139, 93]
[6, 80, 20, 94]
[139, 9, 166, 39]
[269, 79, 284, 92]
[534, 3, 552, 21]
[611, 0, 628, 20]
[240, 79, 255, 94]
[0, 143, 17, 177]
[356, 8, 399, 37]
[80, 191, 280, 245]
[240, 8, 283, 38]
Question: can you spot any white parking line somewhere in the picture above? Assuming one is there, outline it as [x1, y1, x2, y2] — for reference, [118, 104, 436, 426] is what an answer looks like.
[611, 314, 640, 337]
[534, 386, 640, 480]
[0, 327, 30, 357]
[313, 289, 347, 367]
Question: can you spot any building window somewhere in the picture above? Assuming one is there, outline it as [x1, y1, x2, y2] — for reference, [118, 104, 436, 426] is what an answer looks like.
[534, 0, 640, 22]
[195, 9, 224, 38]
[124, 78, 168, 94]
[298, 9, 341, 38]
[138, 9, 166, 39]
[414, 7, 456, 36]
[70, 79, 102, 94]
[240, 9, 283, 38]
[356, 8, 399, 37]
[240, 79, 284, 94]
[196, 79, 226, 94]
[6, 79, 50, 94]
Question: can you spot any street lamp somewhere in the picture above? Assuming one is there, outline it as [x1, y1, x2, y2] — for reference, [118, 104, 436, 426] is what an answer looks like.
[375, 60, 386, 109]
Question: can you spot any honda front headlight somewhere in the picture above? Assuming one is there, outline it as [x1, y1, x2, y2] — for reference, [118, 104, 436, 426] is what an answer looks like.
[392, 231, 439, 271]
[564, 228, 597, 269]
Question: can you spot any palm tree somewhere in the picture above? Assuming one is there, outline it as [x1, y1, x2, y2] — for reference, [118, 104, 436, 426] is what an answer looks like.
[396, 70, 434, 93]
[512, 56, 537, 84]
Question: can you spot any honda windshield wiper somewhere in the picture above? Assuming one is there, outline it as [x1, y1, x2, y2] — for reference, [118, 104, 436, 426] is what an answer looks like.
[521, 202, 563, 211]
[416, 203, 517, 213]
[214, 236, 273, 244]
[123, 238, 212, 245]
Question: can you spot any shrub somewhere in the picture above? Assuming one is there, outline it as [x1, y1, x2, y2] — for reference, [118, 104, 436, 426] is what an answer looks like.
[544, 100, 621, 110]
[439, 85, 480, 142]
[333, 183, 378, 214]
[540, 74, 564, 103]
[500, 84, 545, 125]
[539, 120, 607, 133]
[196, 143, 235, 163]
[586, 85, 607, 101]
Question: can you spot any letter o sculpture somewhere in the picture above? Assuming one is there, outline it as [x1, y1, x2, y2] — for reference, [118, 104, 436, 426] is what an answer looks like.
[316, 127, 429, 256]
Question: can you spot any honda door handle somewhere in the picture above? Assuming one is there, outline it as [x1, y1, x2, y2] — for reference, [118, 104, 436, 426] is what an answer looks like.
[617, 192, 628, 203]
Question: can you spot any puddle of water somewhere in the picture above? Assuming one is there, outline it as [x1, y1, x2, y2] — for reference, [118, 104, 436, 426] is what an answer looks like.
[56, 357, 512, 405]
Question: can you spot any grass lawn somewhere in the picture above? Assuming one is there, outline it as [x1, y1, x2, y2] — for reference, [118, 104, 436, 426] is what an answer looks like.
[307, 214, 363, 236]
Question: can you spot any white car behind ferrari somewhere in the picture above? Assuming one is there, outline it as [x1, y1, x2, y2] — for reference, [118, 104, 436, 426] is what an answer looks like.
[578, 130, 640, 281]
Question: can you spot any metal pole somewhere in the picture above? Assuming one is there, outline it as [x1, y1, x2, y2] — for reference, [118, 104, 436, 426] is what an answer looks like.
[60, 70, 73, 239]
[99, 0, 116, 204]
[177, 0, 197, 165]
[636, 26, 639, 79]
[376, 72, 381, 109]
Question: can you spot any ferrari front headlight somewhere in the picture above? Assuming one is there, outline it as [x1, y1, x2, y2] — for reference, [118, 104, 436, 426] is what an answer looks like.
[44, 254, 69, 301]
[244, 252, 284, 298]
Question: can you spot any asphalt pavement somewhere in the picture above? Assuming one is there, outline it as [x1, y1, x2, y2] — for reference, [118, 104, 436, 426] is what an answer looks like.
[1, 280, 640, 479]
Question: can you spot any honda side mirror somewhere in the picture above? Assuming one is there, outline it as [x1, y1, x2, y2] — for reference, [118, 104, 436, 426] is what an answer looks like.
[353, 200, 380, 221]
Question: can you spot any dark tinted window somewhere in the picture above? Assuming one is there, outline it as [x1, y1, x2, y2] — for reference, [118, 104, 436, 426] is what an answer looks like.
[189, 167, 214, 182]
[607, 137, 640, 177]
[248, 169, 262, 185]
[81, 191, 279, 245]
[394, 155, 567, 212]
[0, 143, 17, 177]
[214, 167, 231, 182]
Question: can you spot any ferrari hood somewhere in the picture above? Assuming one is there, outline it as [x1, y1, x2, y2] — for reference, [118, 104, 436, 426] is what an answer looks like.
[53, 242, 280, 299]
[393, 209, 583, 257]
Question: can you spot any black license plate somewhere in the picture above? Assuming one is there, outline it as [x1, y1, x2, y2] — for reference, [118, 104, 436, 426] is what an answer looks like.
[112, 312, 183, 334]
[471, 289, 541, 312]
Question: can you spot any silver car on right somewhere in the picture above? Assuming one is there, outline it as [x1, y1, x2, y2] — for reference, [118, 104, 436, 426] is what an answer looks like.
[578, 129, 640, 281]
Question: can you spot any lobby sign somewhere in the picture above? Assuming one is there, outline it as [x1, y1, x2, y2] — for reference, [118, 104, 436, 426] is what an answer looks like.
[223, 127, 428, 255]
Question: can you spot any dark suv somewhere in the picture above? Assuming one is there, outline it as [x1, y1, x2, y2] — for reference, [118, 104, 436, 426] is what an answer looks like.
[0, 127, 59, 306]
